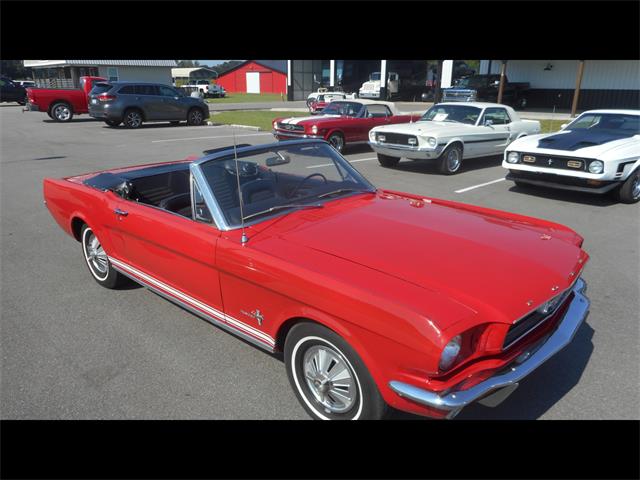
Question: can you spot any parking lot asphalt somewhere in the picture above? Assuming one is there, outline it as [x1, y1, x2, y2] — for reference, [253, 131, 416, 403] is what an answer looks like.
[1, 104, 638, 420]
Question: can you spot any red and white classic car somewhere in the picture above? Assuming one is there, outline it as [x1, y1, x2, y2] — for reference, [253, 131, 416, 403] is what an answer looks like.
[44, 139, 590, 420]
[272, 100, 420, 152]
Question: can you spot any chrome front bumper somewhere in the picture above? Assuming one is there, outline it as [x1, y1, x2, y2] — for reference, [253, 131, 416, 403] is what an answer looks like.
[272, 130, 323, 140]
[369, 142, 444, 160]
[389, 277, 590, 418]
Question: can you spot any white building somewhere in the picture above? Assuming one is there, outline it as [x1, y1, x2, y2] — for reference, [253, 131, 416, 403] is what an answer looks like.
[23, 60, 177, 88]
[480, 60, 640, 111]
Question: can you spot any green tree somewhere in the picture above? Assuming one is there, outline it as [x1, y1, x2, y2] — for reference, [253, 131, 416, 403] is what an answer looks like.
[1, 60, 32, 79]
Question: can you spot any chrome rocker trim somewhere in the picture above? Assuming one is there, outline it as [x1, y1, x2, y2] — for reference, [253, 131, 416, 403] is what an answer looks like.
[389, 277, 589, 418]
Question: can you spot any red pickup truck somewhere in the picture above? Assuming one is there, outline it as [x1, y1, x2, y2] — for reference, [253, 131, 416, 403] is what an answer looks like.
[25, 76, 106, 122]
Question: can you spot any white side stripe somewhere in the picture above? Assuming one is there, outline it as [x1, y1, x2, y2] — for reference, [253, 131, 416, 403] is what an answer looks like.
[108, 257, 275, 346]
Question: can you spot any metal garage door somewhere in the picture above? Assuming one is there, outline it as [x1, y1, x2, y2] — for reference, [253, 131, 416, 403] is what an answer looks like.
[246, 72, 260, 93]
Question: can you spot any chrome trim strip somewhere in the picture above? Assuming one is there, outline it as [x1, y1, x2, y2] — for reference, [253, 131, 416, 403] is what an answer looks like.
[189, 162, 230, 231]
[108, 256, 276, 349]
[389, 278, 589, 413]
[369, 141, 436, 152]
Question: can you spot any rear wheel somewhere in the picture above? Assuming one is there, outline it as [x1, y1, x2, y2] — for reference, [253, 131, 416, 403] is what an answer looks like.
[377, 153, 400, 167]
[285, 322, 387, 420]
[616, 168, 640, 204]
[81, 224, 125, 289]
[51, 102, 73, 122]
[438, 144, 463, 175]
[187, 108, 205, 126]
[123, 109, 143, 129]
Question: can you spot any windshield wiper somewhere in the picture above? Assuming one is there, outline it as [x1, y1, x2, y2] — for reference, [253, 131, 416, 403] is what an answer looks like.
[242, 203, 324, 221]
[316, 188, 375, 199]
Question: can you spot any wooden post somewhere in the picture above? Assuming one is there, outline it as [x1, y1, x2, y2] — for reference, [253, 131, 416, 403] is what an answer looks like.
[571, 60, 585, 117]
[496, 60, 507, 104]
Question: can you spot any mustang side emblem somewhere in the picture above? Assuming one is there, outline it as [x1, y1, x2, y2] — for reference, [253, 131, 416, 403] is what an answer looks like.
[540, 234, 552, 240]
[241, 309, 264, 326]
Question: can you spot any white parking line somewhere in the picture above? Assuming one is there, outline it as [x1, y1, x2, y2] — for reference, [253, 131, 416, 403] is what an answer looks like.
[455, 177, 506, 193]
[151, 133, 273, 143]
[306, 157, 378, 169]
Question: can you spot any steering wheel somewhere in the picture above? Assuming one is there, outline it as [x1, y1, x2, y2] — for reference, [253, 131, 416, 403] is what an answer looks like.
[288, 173, 328, 198]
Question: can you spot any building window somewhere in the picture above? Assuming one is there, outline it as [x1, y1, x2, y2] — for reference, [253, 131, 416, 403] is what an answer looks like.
[107, 67, 119, 82]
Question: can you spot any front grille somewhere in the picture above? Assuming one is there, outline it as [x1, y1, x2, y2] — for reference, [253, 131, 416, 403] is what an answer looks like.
[503, 289, 573, 349]
[520, 154, 587, 171]
[376, 132, 418, 146]
[276, 122, 304, 132]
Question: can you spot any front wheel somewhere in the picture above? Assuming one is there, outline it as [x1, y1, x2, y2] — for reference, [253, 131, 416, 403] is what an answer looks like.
[81, 224, 126, 289]
[51, 102, 73, 122]
[285, 322, 387, 420]
[187, 108, 205, 126]
[377, 153, 400, 167]
[327, 132, 345, 153]
[438, 144, 463, 175]
[616, 169, 640, 204]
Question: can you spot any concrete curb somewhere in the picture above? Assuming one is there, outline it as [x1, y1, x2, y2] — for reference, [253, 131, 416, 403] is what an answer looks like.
[206, 121, 262, 131]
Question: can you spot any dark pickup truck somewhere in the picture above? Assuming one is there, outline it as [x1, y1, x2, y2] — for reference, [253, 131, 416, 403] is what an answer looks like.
[442, 74, 530, 109]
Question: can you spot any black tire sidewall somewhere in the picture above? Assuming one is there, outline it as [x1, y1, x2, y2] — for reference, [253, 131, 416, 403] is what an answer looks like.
[617, 168, 640, 204]
[285, 322, 386, 420]
[439, 144, 463, 175]
[51, 102, 73, 122]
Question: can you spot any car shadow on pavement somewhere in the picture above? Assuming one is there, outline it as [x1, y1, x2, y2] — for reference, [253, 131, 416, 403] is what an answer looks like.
[391, 155, 503, 175]
[507, 184, 619, 207]
[386, 320, 595, 420]
[43, 118, 102, 123]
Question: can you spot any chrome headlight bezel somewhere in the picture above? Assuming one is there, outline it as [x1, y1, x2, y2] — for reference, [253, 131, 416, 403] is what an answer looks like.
[310, 125, 318, 135]
[506, 151, 520, 164]
[588, 160, 604, 174]
[425, 136, 437, 148]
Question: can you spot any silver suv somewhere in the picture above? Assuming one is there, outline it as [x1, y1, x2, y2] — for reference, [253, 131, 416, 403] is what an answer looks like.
[88, 82, 210, 128]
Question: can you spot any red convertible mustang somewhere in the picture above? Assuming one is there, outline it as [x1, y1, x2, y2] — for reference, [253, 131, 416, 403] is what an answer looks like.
[272, 100, 419, 152]
[44, 139, 590, 420]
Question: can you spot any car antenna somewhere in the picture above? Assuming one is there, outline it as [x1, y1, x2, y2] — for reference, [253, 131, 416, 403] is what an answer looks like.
[233, 133, 249, 245]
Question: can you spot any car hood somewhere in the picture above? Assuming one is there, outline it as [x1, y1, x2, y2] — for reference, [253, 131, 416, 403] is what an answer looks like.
[257, 192, 587, 329]
[510, 129, 639, 156]
[373, 120, 476, 136]
[277, 115, 342, 126]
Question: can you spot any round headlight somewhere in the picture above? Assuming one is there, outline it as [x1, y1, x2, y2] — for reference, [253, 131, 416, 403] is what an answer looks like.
[427, 137, 437, 147]
[369, 130, 376, 142]
[439, 335, 462, 371]
[507, 152, 520, 164]
[311, 125, 318, 135]
[588, 160, 604, 174]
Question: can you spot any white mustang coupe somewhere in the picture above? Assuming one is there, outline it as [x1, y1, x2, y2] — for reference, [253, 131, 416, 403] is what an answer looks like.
[368, 102, 541, 174]
[503, 110, 640, 204]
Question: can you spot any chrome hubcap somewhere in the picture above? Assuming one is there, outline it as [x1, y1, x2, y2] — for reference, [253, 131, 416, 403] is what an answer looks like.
[447, 149, 461, 171]
[632, 176, 640, 199]
[303, 345, 356, 413]
[329, 136, 343, 151]
[55, 106, 70, 120]
[85, 233, 108, 274]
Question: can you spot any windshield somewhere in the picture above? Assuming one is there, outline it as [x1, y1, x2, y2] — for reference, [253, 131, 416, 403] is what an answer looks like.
[90, 83, 113, 95]
[320, 101, 364, 117]
[421, 104, 482, 125]
[454, 76, 492, 89]
[199, 142, 376, 227]
[567, 113, 640, 134]
[370, 72, 381, 81]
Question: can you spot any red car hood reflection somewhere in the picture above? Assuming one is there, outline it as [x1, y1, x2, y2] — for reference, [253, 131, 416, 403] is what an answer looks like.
[256, 192, 587, 327]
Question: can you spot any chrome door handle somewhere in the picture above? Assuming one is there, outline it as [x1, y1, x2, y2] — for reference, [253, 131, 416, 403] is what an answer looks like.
[114, 208, 128, 216]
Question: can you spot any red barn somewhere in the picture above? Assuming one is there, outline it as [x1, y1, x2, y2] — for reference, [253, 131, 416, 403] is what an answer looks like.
[216, 60, 287, 95]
